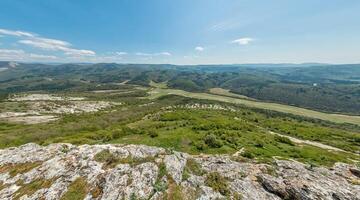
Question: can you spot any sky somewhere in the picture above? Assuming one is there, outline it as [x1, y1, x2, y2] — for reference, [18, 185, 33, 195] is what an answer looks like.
[0, 0, 360, 64]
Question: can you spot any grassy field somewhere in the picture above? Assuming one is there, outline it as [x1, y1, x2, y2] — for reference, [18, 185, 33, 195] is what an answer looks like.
[111, 108, 359, 166]
[209, 88, 253, 100]
[0, 84, 359, 167]
[147, 87, 360, 125]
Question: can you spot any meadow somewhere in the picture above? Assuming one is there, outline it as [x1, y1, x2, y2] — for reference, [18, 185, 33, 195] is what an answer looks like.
[0, 87, 359, 167]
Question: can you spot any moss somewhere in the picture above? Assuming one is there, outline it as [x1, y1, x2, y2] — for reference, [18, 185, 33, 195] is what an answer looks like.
[13, 178, 56, 200]
[60, 177, 88, 200]
[205, 172, 230, 196]
[0, 162, 42, 177]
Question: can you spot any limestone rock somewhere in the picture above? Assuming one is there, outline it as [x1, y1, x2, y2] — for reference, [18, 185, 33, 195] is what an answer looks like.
[0, 143, 358, 200]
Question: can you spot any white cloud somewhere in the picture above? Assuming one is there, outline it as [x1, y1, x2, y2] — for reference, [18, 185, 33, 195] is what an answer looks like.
[0, 29, 35, 37]
[231, 37, 254, 45]
[136, 52, 171, 56]
[0, 48, 57, 60]
[195, 46, 204, 52]
[0, 28, 95, 57]
[0, 49, 24, 54]
[115, 51, 127, 56]
[19, 38, 95, 56]
[29, 53, 57, 59]
[159, 52, 171, 56]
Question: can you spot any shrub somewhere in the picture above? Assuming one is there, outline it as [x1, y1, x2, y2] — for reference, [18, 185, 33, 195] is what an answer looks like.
[184, 158, 204, 176]
[204, 134, 223, 148]
[94, 149, 119, 169]
[274, 135, 294, 146]
[254, 139, 264, 148]
[148, 130, 158, 138]
[241, 151, 255, 159]
[205, 172, 230, 196]
[194, 141, 206, 150]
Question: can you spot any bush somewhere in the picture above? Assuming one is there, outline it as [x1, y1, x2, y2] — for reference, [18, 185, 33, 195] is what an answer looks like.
[148, 130, 158, 138]
[194, 141, 206, 150]
[254, 139, 264, 148]
[111, 129, 123, 139]
[274, 135, 294, 146]
[94, 150, 119, 168]
[204, 134, 223, 148]
[205, 172, 230, 196]
[241, 151, 255, 159]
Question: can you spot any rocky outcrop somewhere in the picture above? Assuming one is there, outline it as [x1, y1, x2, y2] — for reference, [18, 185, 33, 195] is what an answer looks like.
[0, 143, 359, 200]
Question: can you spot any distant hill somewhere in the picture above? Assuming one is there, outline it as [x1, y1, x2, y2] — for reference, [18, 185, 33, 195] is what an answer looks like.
[0, 62, 359, 115]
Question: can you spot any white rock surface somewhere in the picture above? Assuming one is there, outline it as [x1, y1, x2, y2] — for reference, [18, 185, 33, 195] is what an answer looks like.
[0, 143, 358, 200]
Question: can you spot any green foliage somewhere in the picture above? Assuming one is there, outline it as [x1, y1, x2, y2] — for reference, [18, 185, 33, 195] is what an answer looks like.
[14, 178, 56, 200]
[60, 177, 88, 200]
[148, 130, 158, 138]
[185, 158, 204, 176]
[94, 149, 155, 168]
[204, 134, 223, 148]
[94, 149, 120, 169]
[0, 162, 42, 178]
[274, 135, 294, 146]
[241, 151, 255, 159]
[205, 172, 230, 196]
[183, 158, 204, 180]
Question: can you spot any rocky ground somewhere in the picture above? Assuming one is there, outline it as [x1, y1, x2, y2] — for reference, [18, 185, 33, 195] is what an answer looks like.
[0, 143, 359, 200]
[0, 94, 119, 124]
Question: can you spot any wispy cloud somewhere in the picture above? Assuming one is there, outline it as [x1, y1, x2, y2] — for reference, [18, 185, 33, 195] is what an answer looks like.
[29, 53, 57, 59]
[0, 28, 95, 57]
[231, 37, 254, 45]
[18, 38, 95, 56]
[195, 46, 204, 52]
[0, 48, 57, 60]
[115, 52, 127, 56]
[0, 29, 35, 37]
[136, 52, 171, 56]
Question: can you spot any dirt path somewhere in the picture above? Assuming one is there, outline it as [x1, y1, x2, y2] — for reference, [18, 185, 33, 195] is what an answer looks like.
[268, 131, 347, 152]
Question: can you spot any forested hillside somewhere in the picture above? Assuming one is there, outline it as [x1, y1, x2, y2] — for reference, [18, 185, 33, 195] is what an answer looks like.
[0, 62, 359, 115]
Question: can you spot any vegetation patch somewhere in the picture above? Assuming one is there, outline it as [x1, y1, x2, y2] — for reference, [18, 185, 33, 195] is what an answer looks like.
[94, 149, 155, 169]
[153, 162, 168, 193]
[162, 177, 184, 200]
[13, 178, 56, 200]
[60, 177, 89, 200]
[183, 158, 204, 180]
[0, 162, 42, 177]
[205, 172, 230, 196]
[274, 135, 294, 146]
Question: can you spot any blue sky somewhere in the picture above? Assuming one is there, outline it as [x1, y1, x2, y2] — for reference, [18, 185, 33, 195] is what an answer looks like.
[0, 0, 360, 64]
